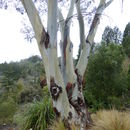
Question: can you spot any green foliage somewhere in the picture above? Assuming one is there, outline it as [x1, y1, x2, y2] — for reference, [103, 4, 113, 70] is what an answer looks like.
[0, 97, 18, 124]
[84, 43, 128, 111]
[0, 55, 46, 125]
[18, 85, 43, 103]
[23, 98, 55, 130]
[102, 26, 122, 45]
[122, 22, 130, 57]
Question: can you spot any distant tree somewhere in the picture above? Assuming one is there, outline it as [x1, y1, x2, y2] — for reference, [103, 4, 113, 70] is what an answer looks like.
[122, 22, 130, 57]
[102, 26, 122, 45]
[84, 43, 128, 110]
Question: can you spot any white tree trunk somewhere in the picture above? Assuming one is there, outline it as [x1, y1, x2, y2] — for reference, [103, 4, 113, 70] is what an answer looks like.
[21, 0, 113, 129]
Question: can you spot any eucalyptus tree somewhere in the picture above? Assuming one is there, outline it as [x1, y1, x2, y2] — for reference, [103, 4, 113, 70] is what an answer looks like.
[102, 26, 122, 45]
[1, 0, 113, 129]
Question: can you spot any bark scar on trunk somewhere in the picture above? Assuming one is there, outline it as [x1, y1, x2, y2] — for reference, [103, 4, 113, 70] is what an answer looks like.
[40, 78, 47, 88]
[53, 107, 61, 117]
[68, 112, 73, 120]
[40, 29, 50, 49]
[66, 82, 75, 98]
[50, 77, 62, 101]
[75, 69, 83, 92]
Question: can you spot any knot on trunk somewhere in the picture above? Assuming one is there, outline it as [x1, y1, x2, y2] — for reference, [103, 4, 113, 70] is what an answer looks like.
[50, 77, 62, 101]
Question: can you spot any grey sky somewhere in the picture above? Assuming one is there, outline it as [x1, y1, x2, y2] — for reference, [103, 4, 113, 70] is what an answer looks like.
[0, 0, 130, 63]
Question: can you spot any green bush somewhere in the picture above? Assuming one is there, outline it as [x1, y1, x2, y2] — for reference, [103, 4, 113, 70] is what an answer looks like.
[0, 98, 17, 124]
[84, 43, 128, 111]
[23, 98, 55, 130]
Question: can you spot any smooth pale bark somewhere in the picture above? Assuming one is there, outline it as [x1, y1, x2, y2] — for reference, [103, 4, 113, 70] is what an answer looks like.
[76, 0, 113, 76]
[21, 0, 71, 120]
[21, 0, 49, 82]
[21, 0, 113, 129]
[58, 0, 89, 128]
[47, 0, 72, 120]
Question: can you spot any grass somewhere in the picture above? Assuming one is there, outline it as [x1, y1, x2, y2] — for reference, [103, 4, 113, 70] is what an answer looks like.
[48, 109, 130, 130]
[14, 107, 130, 130]
[49, 119, 77, 130]
[23, 98, 55, 130]
[90, 109, 130, 130]
[13, 98, 55, 130]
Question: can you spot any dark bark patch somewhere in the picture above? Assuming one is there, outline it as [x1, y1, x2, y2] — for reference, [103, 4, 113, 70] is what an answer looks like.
[69, 97, 85, 116]
[68, 112, 73, 120]
[40, 78, 47, 88]
[78, 97, 85, 108]
[89, 13, 100, 35]
[75, 0, 79, 3]
[66, 82, 75, 98]
[86, 39, 91, 46]
[63, 119, 71, 130]
[69, 98, 80, 115]
[53, 107, 61, 117]
[40, 29, 50, 49]
[75, 69, 83, 92]
[50, 77, 62, 101]
[69, 42, 73, 52]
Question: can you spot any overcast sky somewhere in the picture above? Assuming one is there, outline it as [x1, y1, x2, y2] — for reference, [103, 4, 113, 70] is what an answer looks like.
[0, 0, 130, 63]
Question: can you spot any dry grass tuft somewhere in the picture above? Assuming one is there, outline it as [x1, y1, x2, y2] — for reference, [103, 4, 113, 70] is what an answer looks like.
[49, 109, 130, 130]
[49, 119, 67, 130]
[90, 109, 130, 130]
[49, 119, 78, 130]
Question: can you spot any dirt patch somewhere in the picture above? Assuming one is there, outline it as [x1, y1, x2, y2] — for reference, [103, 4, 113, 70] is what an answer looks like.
[0, 125, 19, 130]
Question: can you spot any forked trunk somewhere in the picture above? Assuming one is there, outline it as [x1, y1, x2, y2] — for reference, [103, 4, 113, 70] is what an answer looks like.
[21, 0, 113, 129]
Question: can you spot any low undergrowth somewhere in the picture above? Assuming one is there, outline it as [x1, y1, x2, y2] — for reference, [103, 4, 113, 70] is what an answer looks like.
[49, 109, 130, 130]
[13, 97, 55, 130]
[90, 109, 130, 130]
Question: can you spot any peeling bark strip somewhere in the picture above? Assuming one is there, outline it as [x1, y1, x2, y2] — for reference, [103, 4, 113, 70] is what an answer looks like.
[50, 77, 62, 101]
[63, 23, 69, 65]
[66, 82, 75, 98]
[75, 69, 83, 91]
[53, 107, 61, 117]
[40, 29, 50, 49]
[69, 98, 85, 115]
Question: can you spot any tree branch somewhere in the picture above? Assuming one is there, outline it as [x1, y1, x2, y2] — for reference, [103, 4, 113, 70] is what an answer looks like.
[76, 0, 113, 76]
[58, 9, 65, 40]
[21, 0, 46, 43]
[66, 0, 76, 29]
[47, 0, 58, 47]
[20, 0, 49, 79]
[75, 0, 86, 49]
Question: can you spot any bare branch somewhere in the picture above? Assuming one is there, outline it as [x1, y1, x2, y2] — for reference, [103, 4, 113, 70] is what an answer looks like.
[21, 0, 50, 83]
[47, 0, 58, 47]
[66, 0, 75, 23]
[76, 0, 113, 76]
[21, 0, 46, 42]
[87, 0, 113, 44]
[58, 9, 65, 40]
[105, 0, 113, 8]
[75, 0, 86, 48]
